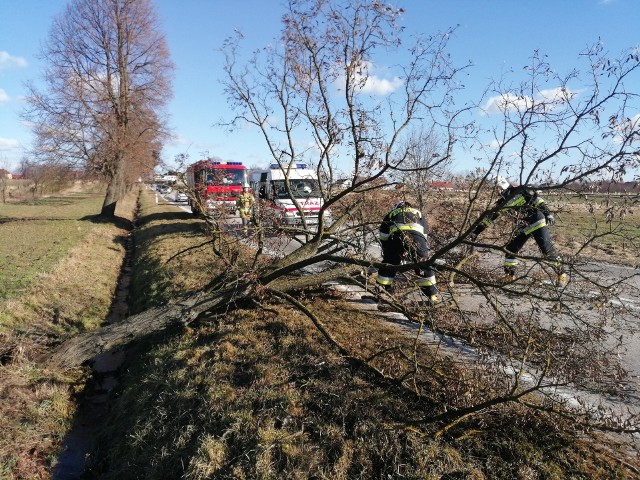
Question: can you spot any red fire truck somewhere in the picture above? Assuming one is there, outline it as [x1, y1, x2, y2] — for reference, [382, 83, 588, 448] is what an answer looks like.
[185, 159, 248, 216]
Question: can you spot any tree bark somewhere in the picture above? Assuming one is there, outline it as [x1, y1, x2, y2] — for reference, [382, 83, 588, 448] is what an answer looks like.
[100, 153, 127, 217]
[48, 288, 236, 369]
[47, 262, 361, 369]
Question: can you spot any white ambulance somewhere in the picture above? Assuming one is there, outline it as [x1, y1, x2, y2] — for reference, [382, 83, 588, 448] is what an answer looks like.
[250, 163, 326, 226]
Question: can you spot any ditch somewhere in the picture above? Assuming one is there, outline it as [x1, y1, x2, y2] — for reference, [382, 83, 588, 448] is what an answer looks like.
[52, 218, 136, 479]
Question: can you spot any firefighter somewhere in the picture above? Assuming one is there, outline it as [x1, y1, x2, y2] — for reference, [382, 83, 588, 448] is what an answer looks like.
[376, 200, 440, 305]
[469, 176, 567, 285]
[236, 183, 255, 235]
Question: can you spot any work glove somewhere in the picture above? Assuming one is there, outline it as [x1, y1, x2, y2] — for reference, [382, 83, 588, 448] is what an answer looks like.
[467, 232, 478, 242]
[546, 214, 555, 226]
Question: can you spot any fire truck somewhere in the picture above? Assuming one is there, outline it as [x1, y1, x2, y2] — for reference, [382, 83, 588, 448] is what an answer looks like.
[185, 159, 248, 216]
[249, 163, 326, 226]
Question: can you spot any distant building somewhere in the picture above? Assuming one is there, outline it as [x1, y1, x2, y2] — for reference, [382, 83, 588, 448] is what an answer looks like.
[0, 169, 12, 179]
[429, 181, 454, 190]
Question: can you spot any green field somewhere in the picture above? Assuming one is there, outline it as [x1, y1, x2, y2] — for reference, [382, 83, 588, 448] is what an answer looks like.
[0, 192, 105, 300]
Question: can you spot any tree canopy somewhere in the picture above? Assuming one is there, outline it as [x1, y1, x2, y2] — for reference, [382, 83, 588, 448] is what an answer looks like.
[23, 0, 173, 217]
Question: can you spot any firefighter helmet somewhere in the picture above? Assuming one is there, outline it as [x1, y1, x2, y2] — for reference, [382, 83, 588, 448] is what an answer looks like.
[393, 200, 412, 209]
[494, 176, 511, 190]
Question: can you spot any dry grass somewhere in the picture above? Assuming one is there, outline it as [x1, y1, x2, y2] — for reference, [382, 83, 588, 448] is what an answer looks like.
[425, 190, 640, 266]
[81, 190, 638, 479]
[87, 299, 633, 479]
[3, 184, 638, 478]
[554, 199, 640, 265]
[0, 184, 138, 479]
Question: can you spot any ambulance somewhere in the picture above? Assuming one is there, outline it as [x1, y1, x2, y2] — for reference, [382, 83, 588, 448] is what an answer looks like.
[249, 163, 326, 226]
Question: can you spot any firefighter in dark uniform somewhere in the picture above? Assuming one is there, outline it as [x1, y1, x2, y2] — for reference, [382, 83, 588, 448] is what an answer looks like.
[470, 176, 566, 285]
[376, 201, 440, 304]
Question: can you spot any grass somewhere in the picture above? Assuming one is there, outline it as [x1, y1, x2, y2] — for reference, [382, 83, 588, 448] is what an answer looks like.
[0, 187, 107, 301]
[81, 189, 639, 479]
[2, 185, 639, 478]
[88, 300, 632, 479]
[554, 198, 640, 264]
[430, 189, 640, 265]
[0, 183, 138, 479]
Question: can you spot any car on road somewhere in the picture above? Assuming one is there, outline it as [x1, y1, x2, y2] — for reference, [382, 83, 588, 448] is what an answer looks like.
[173, 190, 188, 203]
[156, 184, 171, 194]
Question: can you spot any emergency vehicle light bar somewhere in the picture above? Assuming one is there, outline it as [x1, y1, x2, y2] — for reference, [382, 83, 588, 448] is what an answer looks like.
[269, 163, 308, 169]
[227, 162, 243, 165]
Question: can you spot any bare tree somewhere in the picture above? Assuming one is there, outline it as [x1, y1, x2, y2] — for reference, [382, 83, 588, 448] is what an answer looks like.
[0, 157, 10, 204]
[23, 0, 173, 217]
[389, 126, 450, 212]
[51, 0, 640, 444]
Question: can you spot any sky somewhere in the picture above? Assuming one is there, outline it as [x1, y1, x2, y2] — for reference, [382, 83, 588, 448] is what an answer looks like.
[1, 0, 638, 176]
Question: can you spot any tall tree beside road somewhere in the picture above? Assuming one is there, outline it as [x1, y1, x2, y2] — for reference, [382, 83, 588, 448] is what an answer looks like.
[23, 0, 173, 217]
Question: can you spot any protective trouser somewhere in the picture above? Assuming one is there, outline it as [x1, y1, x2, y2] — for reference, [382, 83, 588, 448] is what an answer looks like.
[239, 208, 252, 233]
[376, 232, 437, 296]
[504, 221, 562, 275]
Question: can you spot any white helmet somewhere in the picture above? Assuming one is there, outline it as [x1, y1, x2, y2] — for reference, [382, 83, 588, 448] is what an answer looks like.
[242, 182, 250, 189]
[393, 200, 411, 209]
[494, 176, 511, 190]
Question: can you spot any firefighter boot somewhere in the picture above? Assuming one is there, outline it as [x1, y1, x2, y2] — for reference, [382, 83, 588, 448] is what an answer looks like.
[556, 272, 568, 287]
[421, 287, 441, 307]
[503, 267, 516, 283]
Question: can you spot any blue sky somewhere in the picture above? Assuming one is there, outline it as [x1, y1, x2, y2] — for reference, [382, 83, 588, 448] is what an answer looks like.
[1, 0, 638, 175]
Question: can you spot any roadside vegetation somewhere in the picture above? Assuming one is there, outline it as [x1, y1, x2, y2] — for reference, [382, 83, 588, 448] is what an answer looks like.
[79, 188, 638, 479]
[0, 182, 136, 479]
[554, 193, 640, 265]
[0, 183, 107, 302]
[1, 184, 638, 478]
[427, 189, 640, 266]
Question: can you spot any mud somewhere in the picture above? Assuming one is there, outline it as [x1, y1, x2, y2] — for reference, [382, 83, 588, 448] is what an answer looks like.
[52, 225, 135, 479]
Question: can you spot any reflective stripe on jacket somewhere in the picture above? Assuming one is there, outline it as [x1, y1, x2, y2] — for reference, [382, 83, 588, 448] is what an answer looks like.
[379, 206, 428, 242]
[473, 187, 550, 236]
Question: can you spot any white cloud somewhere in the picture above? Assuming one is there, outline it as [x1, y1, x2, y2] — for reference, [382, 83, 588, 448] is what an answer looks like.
[342, 60, 404, 96]
[0, 51, 28, 71]
[480, 87, 577, 116]
[360, 75, 404, 96]
[0, 137, 20, 151]
[0, 88, 9, 104]
[538, 87, 577, 103]
[480, 93, 533, 115]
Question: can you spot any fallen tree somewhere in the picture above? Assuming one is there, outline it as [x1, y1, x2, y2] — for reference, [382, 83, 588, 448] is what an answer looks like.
[49, 0, 640, 442]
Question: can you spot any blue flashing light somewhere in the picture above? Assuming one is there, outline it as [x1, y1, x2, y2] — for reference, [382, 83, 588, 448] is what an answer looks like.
[269, 163, 309, 169]
[211, 162, 221, 165]
[226, 161, 243, 165]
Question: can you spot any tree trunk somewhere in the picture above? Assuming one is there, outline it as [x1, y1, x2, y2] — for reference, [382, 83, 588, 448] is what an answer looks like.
[47, 263, 360, 369]
[48, 288, 236, 369]
[101, 154, 127, 217]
